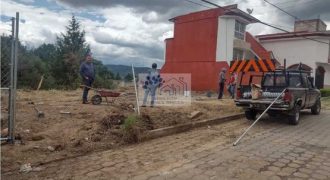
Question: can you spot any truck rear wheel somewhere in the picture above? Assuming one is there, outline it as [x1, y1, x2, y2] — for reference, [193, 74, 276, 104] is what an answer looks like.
[245, 110, 257, 120]
[311, 99, 321, 115]
[288, 105, 300, 125]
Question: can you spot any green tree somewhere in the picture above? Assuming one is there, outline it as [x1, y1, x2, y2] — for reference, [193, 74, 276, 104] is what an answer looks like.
[115, 73, 121, 80]
[124, 73, 133, 82]
[54, 16, 90, 89]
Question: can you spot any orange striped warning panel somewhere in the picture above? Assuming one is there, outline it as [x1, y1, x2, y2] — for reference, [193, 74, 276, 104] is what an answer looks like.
[229, 59, 277, 72]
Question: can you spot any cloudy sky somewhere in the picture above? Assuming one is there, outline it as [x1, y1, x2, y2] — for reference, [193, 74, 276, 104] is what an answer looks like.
[1, 0, 329, 67]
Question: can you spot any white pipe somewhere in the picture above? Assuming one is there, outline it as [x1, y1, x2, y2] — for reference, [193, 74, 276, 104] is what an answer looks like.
[131, 64, 140, 115]
[233, 88, 286, 146]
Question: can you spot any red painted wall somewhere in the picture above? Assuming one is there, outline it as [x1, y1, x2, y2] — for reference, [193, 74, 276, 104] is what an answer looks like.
[161, 61, 229, 91]
[162, 8, 270, 91]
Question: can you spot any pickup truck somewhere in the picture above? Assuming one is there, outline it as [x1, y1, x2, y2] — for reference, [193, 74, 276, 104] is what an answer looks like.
[234, 70, 321, 125]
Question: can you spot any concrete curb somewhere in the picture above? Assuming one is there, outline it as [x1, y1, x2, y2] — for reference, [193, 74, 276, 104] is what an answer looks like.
[140, 113, 245, 141]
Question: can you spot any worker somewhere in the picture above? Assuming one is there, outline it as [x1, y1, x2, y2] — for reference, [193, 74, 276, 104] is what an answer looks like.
[218, 68, 227, 99]
[80, 51, 95, 104]
[228, 72, 238, 99]
[142, 63, 162, 107]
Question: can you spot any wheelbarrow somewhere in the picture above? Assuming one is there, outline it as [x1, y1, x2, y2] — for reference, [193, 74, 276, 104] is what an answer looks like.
[80, 85, 121, 105]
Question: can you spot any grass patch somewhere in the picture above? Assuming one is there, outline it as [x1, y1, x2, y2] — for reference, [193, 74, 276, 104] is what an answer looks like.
[320, 88, 330, 97]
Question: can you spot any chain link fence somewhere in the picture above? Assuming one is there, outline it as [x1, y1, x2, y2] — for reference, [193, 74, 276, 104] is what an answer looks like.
[1, 37, 11, 140]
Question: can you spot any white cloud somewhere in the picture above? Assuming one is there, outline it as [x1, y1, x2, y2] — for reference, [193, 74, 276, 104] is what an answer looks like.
[1, 0, 329, 67]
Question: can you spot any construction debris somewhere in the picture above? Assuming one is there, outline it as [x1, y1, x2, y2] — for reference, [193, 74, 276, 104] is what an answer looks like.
[19, 163, 32, 173]
[188, 111, 203, 119]
[33, 106, 45, 118]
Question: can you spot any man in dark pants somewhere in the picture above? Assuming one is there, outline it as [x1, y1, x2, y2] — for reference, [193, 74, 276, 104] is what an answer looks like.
[80, 52, 95, 104]
[218, 68, 227, 99]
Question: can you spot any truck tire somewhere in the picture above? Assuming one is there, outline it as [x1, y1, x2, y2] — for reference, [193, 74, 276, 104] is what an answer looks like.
[288, 105, 300, 125]
[245, 110, 257, 120]
[311, 99, 321, 115]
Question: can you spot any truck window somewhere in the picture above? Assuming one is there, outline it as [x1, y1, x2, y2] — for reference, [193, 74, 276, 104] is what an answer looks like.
[263, 74, 286, 86]
[289, 75, 302, 88]
[263, 75, 274, 86]
[276, 75, 286, 86]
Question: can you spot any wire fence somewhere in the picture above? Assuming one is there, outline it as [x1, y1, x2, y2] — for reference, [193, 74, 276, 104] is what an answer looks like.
[1, 13, 19, 142]
[1, 56, 11, 88]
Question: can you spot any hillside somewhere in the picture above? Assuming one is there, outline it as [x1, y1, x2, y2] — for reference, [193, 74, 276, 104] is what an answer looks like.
[106, 64, 150, 77]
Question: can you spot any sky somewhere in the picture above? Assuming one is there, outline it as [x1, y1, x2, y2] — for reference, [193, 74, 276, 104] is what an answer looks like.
[0, 0, 330, 67]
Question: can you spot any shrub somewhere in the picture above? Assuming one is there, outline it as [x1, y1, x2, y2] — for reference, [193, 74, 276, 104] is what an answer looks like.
[121, 115, 141, 143]
[320, 89, 330, 97]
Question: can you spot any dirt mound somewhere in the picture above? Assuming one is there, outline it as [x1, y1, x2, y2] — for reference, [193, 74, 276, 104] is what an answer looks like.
[100, 112, 126, 129]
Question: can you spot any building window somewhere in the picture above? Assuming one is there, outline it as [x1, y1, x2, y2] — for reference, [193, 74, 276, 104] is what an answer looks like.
[235, 20, 246, 40]
[233, 48, 244, 60]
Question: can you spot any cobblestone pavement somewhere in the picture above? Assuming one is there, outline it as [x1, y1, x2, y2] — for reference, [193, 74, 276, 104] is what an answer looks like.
[3, 110, 330, 180]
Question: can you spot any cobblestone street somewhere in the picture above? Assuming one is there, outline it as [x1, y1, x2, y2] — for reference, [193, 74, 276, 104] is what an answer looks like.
[3, 110, 330, 180]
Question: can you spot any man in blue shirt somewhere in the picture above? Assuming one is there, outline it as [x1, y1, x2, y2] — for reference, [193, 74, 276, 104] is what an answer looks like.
[80, 52, 95, 104]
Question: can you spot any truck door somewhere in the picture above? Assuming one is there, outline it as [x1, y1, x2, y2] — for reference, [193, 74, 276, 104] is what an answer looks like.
[307, 77, 319, 107]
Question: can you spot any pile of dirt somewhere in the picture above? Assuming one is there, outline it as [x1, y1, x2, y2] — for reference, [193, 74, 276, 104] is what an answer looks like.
[100, 112, 126, 129]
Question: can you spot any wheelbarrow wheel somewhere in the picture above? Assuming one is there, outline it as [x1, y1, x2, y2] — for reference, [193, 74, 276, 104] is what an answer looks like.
[91, 95, 102, 105]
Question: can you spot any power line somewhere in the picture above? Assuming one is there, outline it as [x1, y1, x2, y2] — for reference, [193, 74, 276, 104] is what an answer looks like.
[263, 0, 302, 20]
[200, 0, 329, 45]
[183, 0, 213, 9]
[263, 0, 323, 31]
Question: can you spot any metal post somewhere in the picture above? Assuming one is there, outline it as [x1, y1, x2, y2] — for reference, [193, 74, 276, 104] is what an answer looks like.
[131, 64, 140, 115]
[7, 17, 15, 142]
[11, 12, 19, 142]
[233, 88, 286, 146]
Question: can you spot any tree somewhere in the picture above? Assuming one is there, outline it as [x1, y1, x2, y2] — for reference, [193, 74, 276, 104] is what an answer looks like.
[115, 73, 121, 80]
[54, 16, 90, 89]
[124, 73, 133, 82]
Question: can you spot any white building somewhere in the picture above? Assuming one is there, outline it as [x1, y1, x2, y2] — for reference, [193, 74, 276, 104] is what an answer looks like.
[256, 19, 330, 89]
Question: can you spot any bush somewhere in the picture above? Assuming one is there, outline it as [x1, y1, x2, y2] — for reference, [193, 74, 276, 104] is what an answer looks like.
[320, 89, 330, 97]
[121, 115, 141, 143]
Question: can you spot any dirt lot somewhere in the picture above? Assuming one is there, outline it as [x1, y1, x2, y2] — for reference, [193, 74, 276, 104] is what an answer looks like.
[0, 87, 240, 172]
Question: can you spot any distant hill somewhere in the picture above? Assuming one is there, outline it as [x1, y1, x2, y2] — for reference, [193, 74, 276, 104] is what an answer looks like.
[106, 64, 150, 77]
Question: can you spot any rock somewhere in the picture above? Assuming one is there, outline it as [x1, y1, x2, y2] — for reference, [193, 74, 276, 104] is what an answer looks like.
[47, 146, 55, 152]
[24, 129, 30, 133]
[1, 128, 8, 137]
[32, 166, 44, 172]
[31, 135, 44, 141]
[19, 163, 32, 173]
[188, 111, 203, 119]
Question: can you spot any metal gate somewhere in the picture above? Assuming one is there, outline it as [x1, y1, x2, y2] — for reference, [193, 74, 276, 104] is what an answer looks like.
[1, 12, 19, 143]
